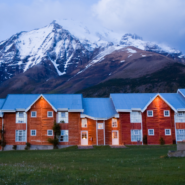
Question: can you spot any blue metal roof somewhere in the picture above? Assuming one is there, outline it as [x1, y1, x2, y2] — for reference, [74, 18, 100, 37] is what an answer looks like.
[2, 94, 40, 110]
[1, 94, 83, 111]
[83, 98, 117, 119]
[178, 89, 185, 97]
[160, 93, 185, 110]
[0, 99, 5, 109]
[110, 93, 157, 110]
[43, 94, 83, 110]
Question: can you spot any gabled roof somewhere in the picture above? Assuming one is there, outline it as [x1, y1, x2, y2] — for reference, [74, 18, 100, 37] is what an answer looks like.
[177, 89, 185, 98]
[82, 98, 118, 120]
[1, 94, 83, 112]
[110, 93, 157, 112]
[160, 93, 185, 111]
[110, 93, 185, 113]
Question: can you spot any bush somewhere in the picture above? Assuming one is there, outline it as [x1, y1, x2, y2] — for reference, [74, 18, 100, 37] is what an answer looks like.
[159, 137, 165, 145]
[25, 142, 31, 150]
[143, 135, 147, 145]
[12, 145, 17, 150]
[47, 138, 59, 149]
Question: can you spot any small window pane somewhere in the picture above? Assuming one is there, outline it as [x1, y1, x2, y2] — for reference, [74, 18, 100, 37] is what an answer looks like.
[147, 111, 153, 117]
[148, 129, 154, 135]
[47, 111, 53, 117]
[47, 130, 53, 136]
[98, 123, 103, 129]
[61, 112, 66, 118]
[31, 130, 36, 136]
[165, 129, 171, 135]
[112, 118, 117, 127]
[19, 112, 24, 118]
[31, 111, 36, 117]
[60, 130, 68, 142]
[82, 119, 87, 128]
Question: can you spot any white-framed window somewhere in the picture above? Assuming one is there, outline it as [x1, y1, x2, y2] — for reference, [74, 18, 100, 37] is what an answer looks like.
[31, 130, 36, 136]
[98, 123, 104, 129]
[175, 112, 185, 122]
[81, 118, 87, 128]
[16, 112, 26, 123]
[47, 111, 53, 118]
[47, 130, 53, 136]
[59, 130, 69, 142]
[148, 129, 154, 136]
[164, 110, 170, 117]
[31, 111, 37, 117]
[57, 112, 68, 123]
[112, 118, 117, 127]
[176, 129, 185, 141]
[131, 130, 142, 142]
[130, 111, 142, 123]
[147, 110, 153, 117]
[15, 130, 26, 142]
[165, 129, 171, 136]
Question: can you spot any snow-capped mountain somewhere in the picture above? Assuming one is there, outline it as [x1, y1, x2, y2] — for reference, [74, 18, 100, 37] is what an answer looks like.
[0, 20, 184, 85]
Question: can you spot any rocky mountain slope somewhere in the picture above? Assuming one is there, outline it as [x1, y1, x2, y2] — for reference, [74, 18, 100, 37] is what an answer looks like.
[0, 20, 184, 97]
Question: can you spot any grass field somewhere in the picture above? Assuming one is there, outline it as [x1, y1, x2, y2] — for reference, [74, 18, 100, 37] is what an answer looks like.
[0, 145, 185, 185]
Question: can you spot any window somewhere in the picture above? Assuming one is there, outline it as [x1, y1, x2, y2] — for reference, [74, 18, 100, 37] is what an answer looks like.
[130, 111, 142, 123]
[165, 129, 171, 136]
[47, 111, 53, 117]
[147, 110, 153, 117]
[57, 112, 68, 123]
[31, 130, 36, 136]
[148, 129, 154, 136]
[131, 130, 142, 142]
[98, 123, 103, 129]
[112, 118, 117, 127]
[47, 130, 53, 136]
[176, 129, 185, 141]
[31, 111, 37, 117]
[16, 112, 26, 123]
[81, 118, 87, 128]
[59, 130, 68, 142]
[164, 110, 170, 117]
[175, 112, 185, 122]
[15, 130, 26, 142]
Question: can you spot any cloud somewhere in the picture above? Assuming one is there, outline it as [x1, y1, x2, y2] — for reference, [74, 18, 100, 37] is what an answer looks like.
[92, 0, 185, 52]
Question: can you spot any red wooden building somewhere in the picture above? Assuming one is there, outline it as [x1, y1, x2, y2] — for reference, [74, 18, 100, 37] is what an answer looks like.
[0, 89, 185, 150]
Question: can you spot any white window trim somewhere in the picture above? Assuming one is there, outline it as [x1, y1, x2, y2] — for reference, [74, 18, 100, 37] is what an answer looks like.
[59, 130, 69, 142]
[165, 129, 171, 136]
[147, 110, 153, 117]
[148, 129, 154, 136]
[164, 110, 170, 117]
[31, 111, 37, 118]
[31, 130, 36, 136]
[98, 123, 104, 129]
[112, 118, 118, 128]
[47, 130, 53, 136]
[47, 111, 53, 118]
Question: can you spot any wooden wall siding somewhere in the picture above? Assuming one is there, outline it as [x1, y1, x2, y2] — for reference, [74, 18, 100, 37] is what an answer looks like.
[105, 118, 122, 145]
[3, 113, 26, 145]
[27, 97, 55, 145]
[119, 113, 141, 144]
[144, 96, 175, 145]
[176, 123, 185, 129]
[80, 118, 96, 145]
[98, 130, 104, 145]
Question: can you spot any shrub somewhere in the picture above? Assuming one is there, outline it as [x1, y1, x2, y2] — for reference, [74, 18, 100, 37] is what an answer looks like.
[25, 142, 31, 150]
[60, 120, 65, 123]
[159, 137, 165, 145]
[12, 145, 17, 150]
[143, 135, 147, 145]
[48, 138, 59, 149]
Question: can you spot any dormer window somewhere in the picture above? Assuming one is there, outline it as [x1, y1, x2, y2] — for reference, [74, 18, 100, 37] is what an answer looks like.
[58, 112, 68, 123]
[130, 111, 142, 123]
[112, 118, 117, 128]
[16, 112, 26, 123]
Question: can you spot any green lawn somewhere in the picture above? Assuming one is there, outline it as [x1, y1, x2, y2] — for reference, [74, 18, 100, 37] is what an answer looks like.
[0, 145, 185, 185]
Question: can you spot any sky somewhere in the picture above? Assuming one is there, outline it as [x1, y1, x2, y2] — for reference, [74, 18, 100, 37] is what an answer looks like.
[0, 0, 185, 53]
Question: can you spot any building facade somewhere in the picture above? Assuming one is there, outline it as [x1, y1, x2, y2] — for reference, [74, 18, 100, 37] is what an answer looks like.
[0, 89, 185, 150]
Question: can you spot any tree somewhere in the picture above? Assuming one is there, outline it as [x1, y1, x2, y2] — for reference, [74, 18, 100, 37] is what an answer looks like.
[0, 124, 6, 151]
[47, 122, 61, 149]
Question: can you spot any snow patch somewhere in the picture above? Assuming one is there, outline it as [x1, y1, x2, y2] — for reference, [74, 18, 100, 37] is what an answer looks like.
[128, 54, 132, 58]
[120, 60, 125, 63]
[5, 44, 13, 52]
[127, 48, 137, 54]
